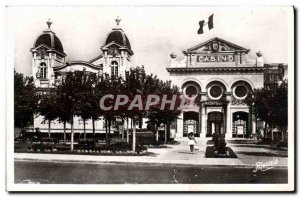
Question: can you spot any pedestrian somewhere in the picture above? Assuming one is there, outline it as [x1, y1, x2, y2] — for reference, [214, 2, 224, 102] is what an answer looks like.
[188, 132, 196, 154]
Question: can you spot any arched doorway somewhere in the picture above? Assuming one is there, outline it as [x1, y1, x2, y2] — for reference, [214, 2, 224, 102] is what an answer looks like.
[207, 112, 224, 137]
[183, 112, 199, 137]
[232, 112, 249, 138]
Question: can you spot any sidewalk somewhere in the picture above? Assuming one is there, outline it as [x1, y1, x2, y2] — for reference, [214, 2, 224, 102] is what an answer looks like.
[14, 138, 288, 167]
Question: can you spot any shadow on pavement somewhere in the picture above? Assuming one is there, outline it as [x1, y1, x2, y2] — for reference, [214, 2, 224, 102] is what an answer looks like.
[230, 144, 288, 152]
[235, 151, 287, 157]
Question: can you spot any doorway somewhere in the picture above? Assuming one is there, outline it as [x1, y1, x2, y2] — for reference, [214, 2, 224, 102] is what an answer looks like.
[207, 112, 224, 137]
[183, 112, 199, 137]
[232, 112, 249, 138]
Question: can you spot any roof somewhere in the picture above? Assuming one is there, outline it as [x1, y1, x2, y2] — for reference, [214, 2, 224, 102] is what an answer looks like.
[186, 37, 250, 53]
[34, 33, 64, 54]
[53, 60, 101, 71]
[32, 20, 65, 55]
[105, 29, 132, 51]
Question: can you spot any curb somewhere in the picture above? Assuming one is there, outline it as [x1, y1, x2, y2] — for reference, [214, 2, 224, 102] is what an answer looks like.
[14, 157, 288, 169]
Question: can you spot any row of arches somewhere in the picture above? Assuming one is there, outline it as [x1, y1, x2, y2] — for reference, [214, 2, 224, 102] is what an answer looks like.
[182, 79, 253, 100]
[181, 78, 254, 92]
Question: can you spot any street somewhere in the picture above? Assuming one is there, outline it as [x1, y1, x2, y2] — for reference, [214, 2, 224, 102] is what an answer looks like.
[15, 160, 288, 184]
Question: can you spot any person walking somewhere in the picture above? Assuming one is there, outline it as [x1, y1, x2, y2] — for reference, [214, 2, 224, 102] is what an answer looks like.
[188, 132, 196, 154]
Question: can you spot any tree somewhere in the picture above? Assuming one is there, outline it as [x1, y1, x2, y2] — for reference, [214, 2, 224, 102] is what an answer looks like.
[56, 102, 71, 143]
[77, 72, 98, 141]
[55, 71, 89, 150]
[38, 89, 58, 138]
[123, 66, 147, 152]
[56, 77, 73, 143]
[78, 103, 92, 141]
[94, 73, 113, 145]
[246, 80, 288, 140]
[272, 81, 288, 130]
[144, 75, 164, 141]
[159, 84, 182, 143]
[146, 79, 182, 143]
[14, 70, 38, 128]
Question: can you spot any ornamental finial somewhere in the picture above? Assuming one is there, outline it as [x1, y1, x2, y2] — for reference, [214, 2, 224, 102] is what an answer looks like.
[115, 16, 121, 26]
[256, 51, 263, 57]
[46, 19, 52, 29]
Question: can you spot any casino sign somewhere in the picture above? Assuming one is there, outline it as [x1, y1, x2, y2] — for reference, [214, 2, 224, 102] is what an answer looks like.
[197, 54, 234, 62]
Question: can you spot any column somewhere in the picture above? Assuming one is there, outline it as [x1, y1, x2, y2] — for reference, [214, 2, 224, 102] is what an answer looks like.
[248, 108, 252, 138]
[200, 104, 206, 138]
[198, 110, 201, 137]
[252, 114, 256, 137]
[225, 102, 232, 139]
[177, 112, 183, 138]
[223, 106, 226, 135]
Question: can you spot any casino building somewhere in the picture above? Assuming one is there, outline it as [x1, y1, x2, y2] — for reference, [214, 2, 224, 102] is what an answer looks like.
[166, 37, 266, 139]
[30, 18, 286, 139]
[31, 18, 134, 133]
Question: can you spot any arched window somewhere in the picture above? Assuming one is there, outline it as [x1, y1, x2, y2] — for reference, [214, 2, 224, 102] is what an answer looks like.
[231, 81, 252, 100]
[234, 85, 248, 98]
[208, 84, 224, 100]
[111, 61, 118, 78]
[40, 62, 47, 79]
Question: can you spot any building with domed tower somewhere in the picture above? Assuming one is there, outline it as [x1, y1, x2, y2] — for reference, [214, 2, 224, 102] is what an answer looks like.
[167, 37, 271, 139]
[32, 17, 134, 134]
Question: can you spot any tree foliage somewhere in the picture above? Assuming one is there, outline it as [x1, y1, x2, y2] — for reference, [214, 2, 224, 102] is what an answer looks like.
[16, 66, 182, 151]
[245, 80, 288, 131]
[14, 70, 38, 128]
[38, 90, 58, 124]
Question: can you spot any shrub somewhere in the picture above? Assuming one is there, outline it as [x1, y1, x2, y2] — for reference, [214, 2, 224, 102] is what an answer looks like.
[75, 139, 96, 150]
[107, 142, 131, 153]
[97, 142, 147, 154]
[31, 138, 57, 151]
[129, 131, 164, 147]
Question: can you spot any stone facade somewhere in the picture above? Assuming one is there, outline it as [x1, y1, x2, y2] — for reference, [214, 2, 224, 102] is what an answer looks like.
[167, 37, 265, 139]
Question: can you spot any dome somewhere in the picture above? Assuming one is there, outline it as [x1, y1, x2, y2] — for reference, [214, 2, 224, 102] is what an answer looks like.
[33, 19, 65, 54]
[104, 17, 132, 52]
[105, 30, 131, 51]
[34, 33, 64, 54]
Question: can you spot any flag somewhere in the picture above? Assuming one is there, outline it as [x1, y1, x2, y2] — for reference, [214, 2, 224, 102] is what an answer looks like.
[197, 14, 214, 34]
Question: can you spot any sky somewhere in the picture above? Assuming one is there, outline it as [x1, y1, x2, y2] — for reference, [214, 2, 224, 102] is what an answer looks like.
[7, 6, 291, 81]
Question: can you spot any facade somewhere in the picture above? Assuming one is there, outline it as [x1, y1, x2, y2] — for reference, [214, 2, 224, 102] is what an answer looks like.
[31, 18, 134, 133]
[166, 37, 266, 139]
[31, 19, 286, 139]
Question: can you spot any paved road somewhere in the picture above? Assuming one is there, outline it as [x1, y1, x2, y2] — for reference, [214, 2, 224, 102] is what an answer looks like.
[15, 161, 287, 184]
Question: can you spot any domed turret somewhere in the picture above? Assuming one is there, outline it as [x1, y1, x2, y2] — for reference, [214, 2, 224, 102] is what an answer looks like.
[94, 17, 133, 79]
[105, 30, 131, 51]
[103, 16, 133, 55]
[33, 19, 65, 55]
[31, 19, 66, 88]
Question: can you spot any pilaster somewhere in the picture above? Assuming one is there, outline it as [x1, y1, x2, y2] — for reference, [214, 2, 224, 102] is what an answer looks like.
[177, 113, 183, 138]
[225, 94, 232, 139]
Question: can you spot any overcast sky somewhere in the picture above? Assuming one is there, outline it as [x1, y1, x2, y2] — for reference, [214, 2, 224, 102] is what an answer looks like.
[7, 6, 291, 80]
